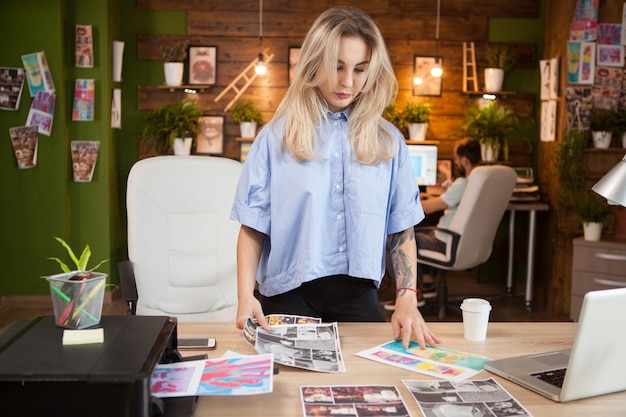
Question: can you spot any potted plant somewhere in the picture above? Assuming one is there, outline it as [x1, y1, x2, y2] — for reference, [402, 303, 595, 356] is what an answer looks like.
[460, 102, 518, 162]
[576, 191, 610, 241]
[232, 99, 263, 138]
[45, 236, 109, 329]
[142, 98, 203, 155]
[553, 131, 610, 239]
[401, 102, 432, 141]
[383, 103, 406, 131]
[590, 107, 616, 149]
[161, 40, 189, 86]
[484, 45, 516, 92]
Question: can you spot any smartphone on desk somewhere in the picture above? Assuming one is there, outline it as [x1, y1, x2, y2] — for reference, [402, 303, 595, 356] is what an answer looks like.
[177, 337, 217, 350]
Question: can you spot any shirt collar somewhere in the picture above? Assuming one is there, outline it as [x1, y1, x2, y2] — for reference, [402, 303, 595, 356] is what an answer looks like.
[326, 106, 351, 120]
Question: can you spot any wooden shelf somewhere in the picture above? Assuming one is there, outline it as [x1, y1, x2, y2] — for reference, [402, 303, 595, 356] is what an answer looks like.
[155, 84, 212, 92]
[462, 90, 517, 97]
[405, 140, 440, 145]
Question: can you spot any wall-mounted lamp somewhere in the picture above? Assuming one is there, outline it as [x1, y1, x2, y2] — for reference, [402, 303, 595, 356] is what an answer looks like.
[592, 154, 626, 207]
[254, 0, 267, 75]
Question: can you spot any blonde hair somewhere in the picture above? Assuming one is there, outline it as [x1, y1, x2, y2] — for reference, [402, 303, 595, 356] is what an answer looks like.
[273, 6, 398, 165]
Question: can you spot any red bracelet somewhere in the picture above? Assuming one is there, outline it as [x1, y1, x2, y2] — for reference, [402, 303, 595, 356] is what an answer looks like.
[395, 287, 418, 295]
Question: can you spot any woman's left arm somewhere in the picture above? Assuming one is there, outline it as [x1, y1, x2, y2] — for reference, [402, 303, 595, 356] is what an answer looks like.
[388, 227, 441, 349]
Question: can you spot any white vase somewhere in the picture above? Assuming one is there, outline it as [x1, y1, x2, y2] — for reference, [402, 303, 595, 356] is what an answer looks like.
[480, 142, 500, 162]
[239, 122, 257, 139]
[583, 222, 603, 241]
[591, 131, 612, 149]
[164, 62, 184, 86]
[621, 132, 626, 148]
[484, 68, 504, 92]
[173, 138, 192, 155]
[408, 123, 428, 141]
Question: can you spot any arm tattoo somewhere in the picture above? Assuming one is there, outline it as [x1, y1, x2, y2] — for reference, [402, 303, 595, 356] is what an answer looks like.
[389, 228, 415, 290]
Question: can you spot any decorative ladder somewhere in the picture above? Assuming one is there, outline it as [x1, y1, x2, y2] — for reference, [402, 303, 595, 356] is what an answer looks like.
[214, 48, 275, 112]
[462, 41, 478, 93]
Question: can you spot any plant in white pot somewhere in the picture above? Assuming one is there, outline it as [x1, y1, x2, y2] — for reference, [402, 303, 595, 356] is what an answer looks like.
[460, 102, 518, 162]
[45, 236, 109, 329]
[484, 45, 516, 93]
[575, 191, 610, 241]
[554, 131, 609, 240]
[161, 40, 189, 86]
[142, 99, 203, 155]
[232, 99, 263, 139]
[401, 102, 431, 141]
[590, 107, 616, 149]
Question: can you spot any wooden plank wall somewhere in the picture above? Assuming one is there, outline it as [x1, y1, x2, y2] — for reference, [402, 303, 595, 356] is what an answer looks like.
[136, 0, 538, 165]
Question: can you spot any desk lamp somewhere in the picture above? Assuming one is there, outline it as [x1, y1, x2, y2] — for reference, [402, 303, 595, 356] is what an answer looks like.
[592, 154, 626, 207]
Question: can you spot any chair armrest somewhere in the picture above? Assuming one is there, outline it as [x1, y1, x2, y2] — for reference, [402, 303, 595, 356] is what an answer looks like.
[416, 227, 461, 268]
[117, 260, 138, 315]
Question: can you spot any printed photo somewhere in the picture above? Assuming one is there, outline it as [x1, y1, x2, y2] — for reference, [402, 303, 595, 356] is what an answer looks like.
[188, 46, 217, 85]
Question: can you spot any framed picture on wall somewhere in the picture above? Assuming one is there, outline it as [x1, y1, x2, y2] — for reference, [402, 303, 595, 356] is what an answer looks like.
[196, 115, 224, 155]
[188, 46, 217, 85]
[596, 44, 624, 67]
[288, 46, 301, 85]
[413, 56, 443, 96]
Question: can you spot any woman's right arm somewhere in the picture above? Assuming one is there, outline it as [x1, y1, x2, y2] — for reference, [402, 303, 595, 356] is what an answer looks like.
[236, 225, 272, 331]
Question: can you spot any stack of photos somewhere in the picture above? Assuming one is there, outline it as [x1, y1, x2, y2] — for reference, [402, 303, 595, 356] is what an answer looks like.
[403, 378, 532, 417]
[300, 385, 411, 417]
[244, 314, 345, 372]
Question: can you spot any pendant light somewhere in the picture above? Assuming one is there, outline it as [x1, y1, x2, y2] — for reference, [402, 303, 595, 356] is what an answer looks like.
[431, 0, 443, 78]
[255, 0, 267, 75]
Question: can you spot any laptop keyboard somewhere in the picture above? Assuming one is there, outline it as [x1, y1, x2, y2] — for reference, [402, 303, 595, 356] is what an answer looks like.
[531, 368, 567, 388]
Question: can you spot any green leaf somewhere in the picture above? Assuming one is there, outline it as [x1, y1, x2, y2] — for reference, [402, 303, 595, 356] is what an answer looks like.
[46, 257, 71, 273]
[77, 244, 91, 271]
[53, 236, 80, 269]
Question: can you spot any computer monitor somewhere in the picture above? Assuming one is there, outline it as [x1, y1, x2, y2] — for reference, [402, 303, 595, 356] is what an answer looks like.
[407, 144, 438, 191]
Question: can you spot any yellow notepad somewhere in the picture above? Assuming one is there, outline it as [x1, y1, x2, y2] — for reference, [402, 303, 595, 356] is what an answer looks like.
[62, 328, 104, 345]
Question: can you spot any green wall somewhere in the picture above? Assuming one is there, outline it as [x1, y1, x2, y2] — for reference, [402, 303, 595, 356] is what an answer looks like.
[0, 0, 119, 295]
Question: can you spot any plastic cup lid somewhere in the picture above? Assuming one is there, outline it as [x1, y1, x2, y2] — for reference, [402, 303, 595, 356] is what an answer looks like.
[460, 298, 492, 312]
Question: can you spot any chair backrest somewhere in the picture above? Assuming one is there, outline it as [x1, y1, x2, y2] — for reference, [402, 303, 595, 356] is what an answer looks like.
[446, 165, 517, 270]
[126, 156, 241, 322]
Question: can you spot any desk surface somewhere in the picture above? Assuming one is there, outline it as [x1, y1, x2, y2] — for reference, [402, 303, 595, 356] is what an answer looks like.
[178, 322, 623, 417]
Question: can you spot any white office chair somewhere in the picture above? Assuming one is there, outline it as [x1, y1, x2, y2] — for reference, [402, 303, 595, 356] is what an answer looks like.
[119, 155, 241, 322]
[417, 165, 517, 319]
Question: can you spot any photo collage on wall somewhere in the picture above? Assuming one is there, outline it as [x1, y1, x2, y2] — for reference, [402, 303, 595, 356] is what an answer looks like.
[3, 23, 126, 180]
[563, 0, 626, 138]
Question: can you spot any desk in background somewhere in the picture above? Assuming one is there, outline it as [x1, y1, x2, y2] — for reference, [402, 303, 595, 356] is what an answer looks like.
[180, 322, 624, 417]
[506, 202, 549, 310]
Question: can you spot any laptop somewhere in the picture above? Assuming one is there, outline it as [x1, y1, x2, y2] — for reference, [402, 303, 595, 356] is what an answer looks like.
[485, 287, 626, 402]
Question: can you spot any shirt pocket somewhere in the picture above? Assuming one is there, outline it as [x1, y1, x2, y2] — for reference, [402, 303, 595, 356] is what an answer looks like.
[347, 163, 391, 216]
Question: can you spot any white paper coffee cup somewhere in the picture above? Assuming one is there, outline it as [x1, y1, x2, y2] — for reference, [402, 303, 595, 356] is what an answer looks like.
[460, 298, 492, 341]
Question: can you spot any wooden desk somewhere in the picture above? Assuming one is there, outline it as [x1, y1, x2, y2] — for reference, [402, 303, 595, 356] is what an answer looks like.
[178, 322, 624, 417]
[506, 202, 550, 310]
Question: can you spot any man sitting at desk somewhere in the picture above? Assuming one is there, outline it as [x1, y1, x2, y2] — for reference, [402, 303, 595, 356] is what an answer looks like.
[385, 138, 481, 310]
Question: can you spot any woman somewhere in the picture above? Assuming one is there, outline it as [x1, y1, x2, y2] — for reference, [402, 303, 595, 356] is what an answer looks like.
[231, 6, 440, 349]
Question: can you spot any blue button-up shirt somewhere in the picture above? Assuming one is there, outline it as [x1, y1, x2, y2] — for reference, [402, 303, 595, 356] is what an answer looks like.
[231, 110, 424, 297]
